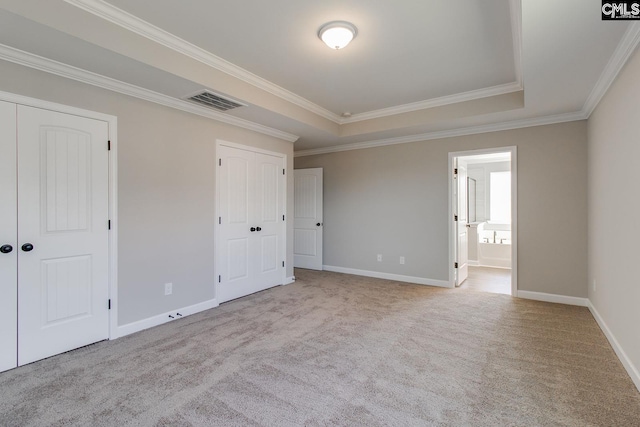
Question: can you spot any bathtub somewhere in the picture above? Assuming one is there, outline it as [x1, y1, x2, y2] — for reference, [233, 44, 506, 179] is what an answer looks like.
[477, 222, 511, 269]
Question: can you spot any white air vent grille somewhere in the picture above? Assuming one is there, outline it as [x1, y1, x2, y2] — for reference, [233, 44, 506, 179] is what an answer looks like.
[186, 90, 245, 111]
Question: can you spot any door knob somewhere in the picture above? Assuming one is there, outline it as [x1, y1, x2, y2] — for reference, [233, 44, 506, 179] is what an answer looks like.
[21, 243, 34, 252]
[256, 227, 262, 231]
[0, 244, 12, 254]
[250, 227, 256, 232]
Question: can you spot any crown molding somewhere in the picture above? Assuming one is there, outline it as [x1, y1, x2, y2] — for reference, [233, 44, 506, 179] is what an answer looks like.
[7, 2, 632, 157]
[0, 43, 299, 142]
[582, 22, 640, 117]
[294, 111, 586, 157]
[338, 82, 523, 124]
[64, 0, 525, 125]
[63, 0, 341, 123]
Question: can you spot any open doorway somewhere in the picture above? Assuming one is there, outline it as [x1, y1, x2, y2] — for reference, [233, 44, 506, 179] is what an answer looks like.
[449, 147, 517, 296]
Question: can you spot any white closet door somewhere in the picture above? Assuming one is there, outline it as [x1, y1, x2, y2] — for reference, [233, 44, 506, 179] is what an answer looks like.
[217, 145, 255, 303]
[217, 144, 285, 303]
[17, 105, 110, 366]
[254, 152, 285, 289]
[293, 168, 323, 270]
[0, 101, 17, 373]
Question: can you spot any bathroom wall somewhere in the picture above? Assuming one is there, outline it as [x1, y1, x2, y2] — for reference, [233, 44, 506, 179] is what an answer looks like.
[466, 160, 510, 262]
[467, 161, 510, 223]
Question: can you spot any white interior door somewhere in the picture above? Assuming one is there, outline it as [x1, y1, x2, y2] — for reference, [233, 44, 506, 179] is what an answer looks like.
[217, 145, 254, 303]
[254, 152, 286, 288]
[456, 161, 469, 285]
[293, 168, 323, 270]
[0, 101, 17, 373]
[217, 144, 285, 303]
[17, 105, 110, 366]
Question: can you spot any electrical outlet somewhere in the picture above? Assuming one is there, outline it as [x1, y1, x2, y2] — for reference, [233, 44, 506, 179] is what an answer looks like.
[164, 282, 173, 296]
[400, 256, 405, 265]
[377, 254, 382, 262]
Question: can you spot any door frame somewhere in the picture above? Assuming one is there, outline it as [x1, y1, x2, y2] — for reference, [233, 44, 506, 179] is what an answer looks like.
[0, 90, 119, 339]
[214, 139, 288, 301]
[448, 146, 517, 296]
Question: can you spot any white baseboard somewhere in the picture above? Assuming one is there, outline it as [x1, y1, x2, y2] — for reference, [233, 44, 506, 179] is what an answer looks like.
[476, 264, 512, 270]
[588, 300, 640, 392]
[323, 265, 451, 288]
[468, 260, 479, 266]
[283, 276, 296, 285]
[113, 298, 219, 339]
[517, 290, 588, 307]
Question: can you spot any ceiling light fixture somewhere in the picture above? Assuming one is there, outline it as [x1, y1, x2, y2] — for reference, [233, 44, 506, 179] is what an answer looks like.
[318, 21, 358, 50]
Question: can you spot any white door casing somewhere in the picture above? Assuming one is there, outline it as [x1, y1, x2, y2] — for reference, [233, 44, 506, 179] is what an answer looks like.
[456, 162, 469, 285]
[293, 168, 323, 270]
[0, 101, 17, 372]
[17, 105, 110, 366]
[216, 142, 285, 303]
[448, 147, 517, 295]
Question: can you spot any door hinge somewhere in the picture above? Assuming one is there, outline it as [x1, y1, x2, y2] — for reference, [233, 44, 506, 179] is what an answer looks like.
[455, 262, 459, 269]
[283, 214, 285, 221]
[454, 168, 458, 175]
[219, 217, 221, 225]
[218, 275, 221, 283]
[454, 215, 458, 221]
[107, 140, 111, 151]
[108, 299, 111, 310]
[282, 261, 285, 268]
[283, 169, 285, 175]
[108, 220, 111, 230]
[219, 159, 222, 166]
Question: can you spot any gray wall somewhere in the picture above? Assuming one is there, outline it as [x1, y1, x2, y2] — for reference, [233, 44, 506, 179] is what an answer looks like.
[588, 47, 640, 381]
[0, 60, 294, 326]
[295, 121, 588, 297]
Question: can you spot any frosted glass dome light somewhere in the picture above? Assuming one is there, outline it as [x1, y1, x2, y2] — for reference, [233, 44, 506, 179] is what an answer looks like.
[318, 21, 357, 50]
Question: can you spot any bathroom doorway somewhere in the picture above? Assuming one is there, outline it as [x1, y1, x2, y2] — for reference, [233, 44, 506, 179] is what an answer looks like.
[448, 147, 517, 296]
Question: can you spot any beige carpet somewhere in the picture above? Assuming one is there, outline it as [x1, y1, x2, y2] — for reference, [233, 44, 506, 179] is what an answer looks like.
[1, 269, 639, 426]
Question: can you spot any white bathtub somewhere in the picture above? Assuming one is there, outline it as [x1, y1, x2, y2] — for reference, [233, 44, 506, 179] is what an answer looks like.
[477, 222, 512, 268]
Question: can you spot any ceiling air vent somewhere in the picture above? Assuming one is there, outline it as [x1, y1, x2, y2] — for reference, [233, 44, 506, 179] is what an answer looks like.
[185, 90, 246, 112]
